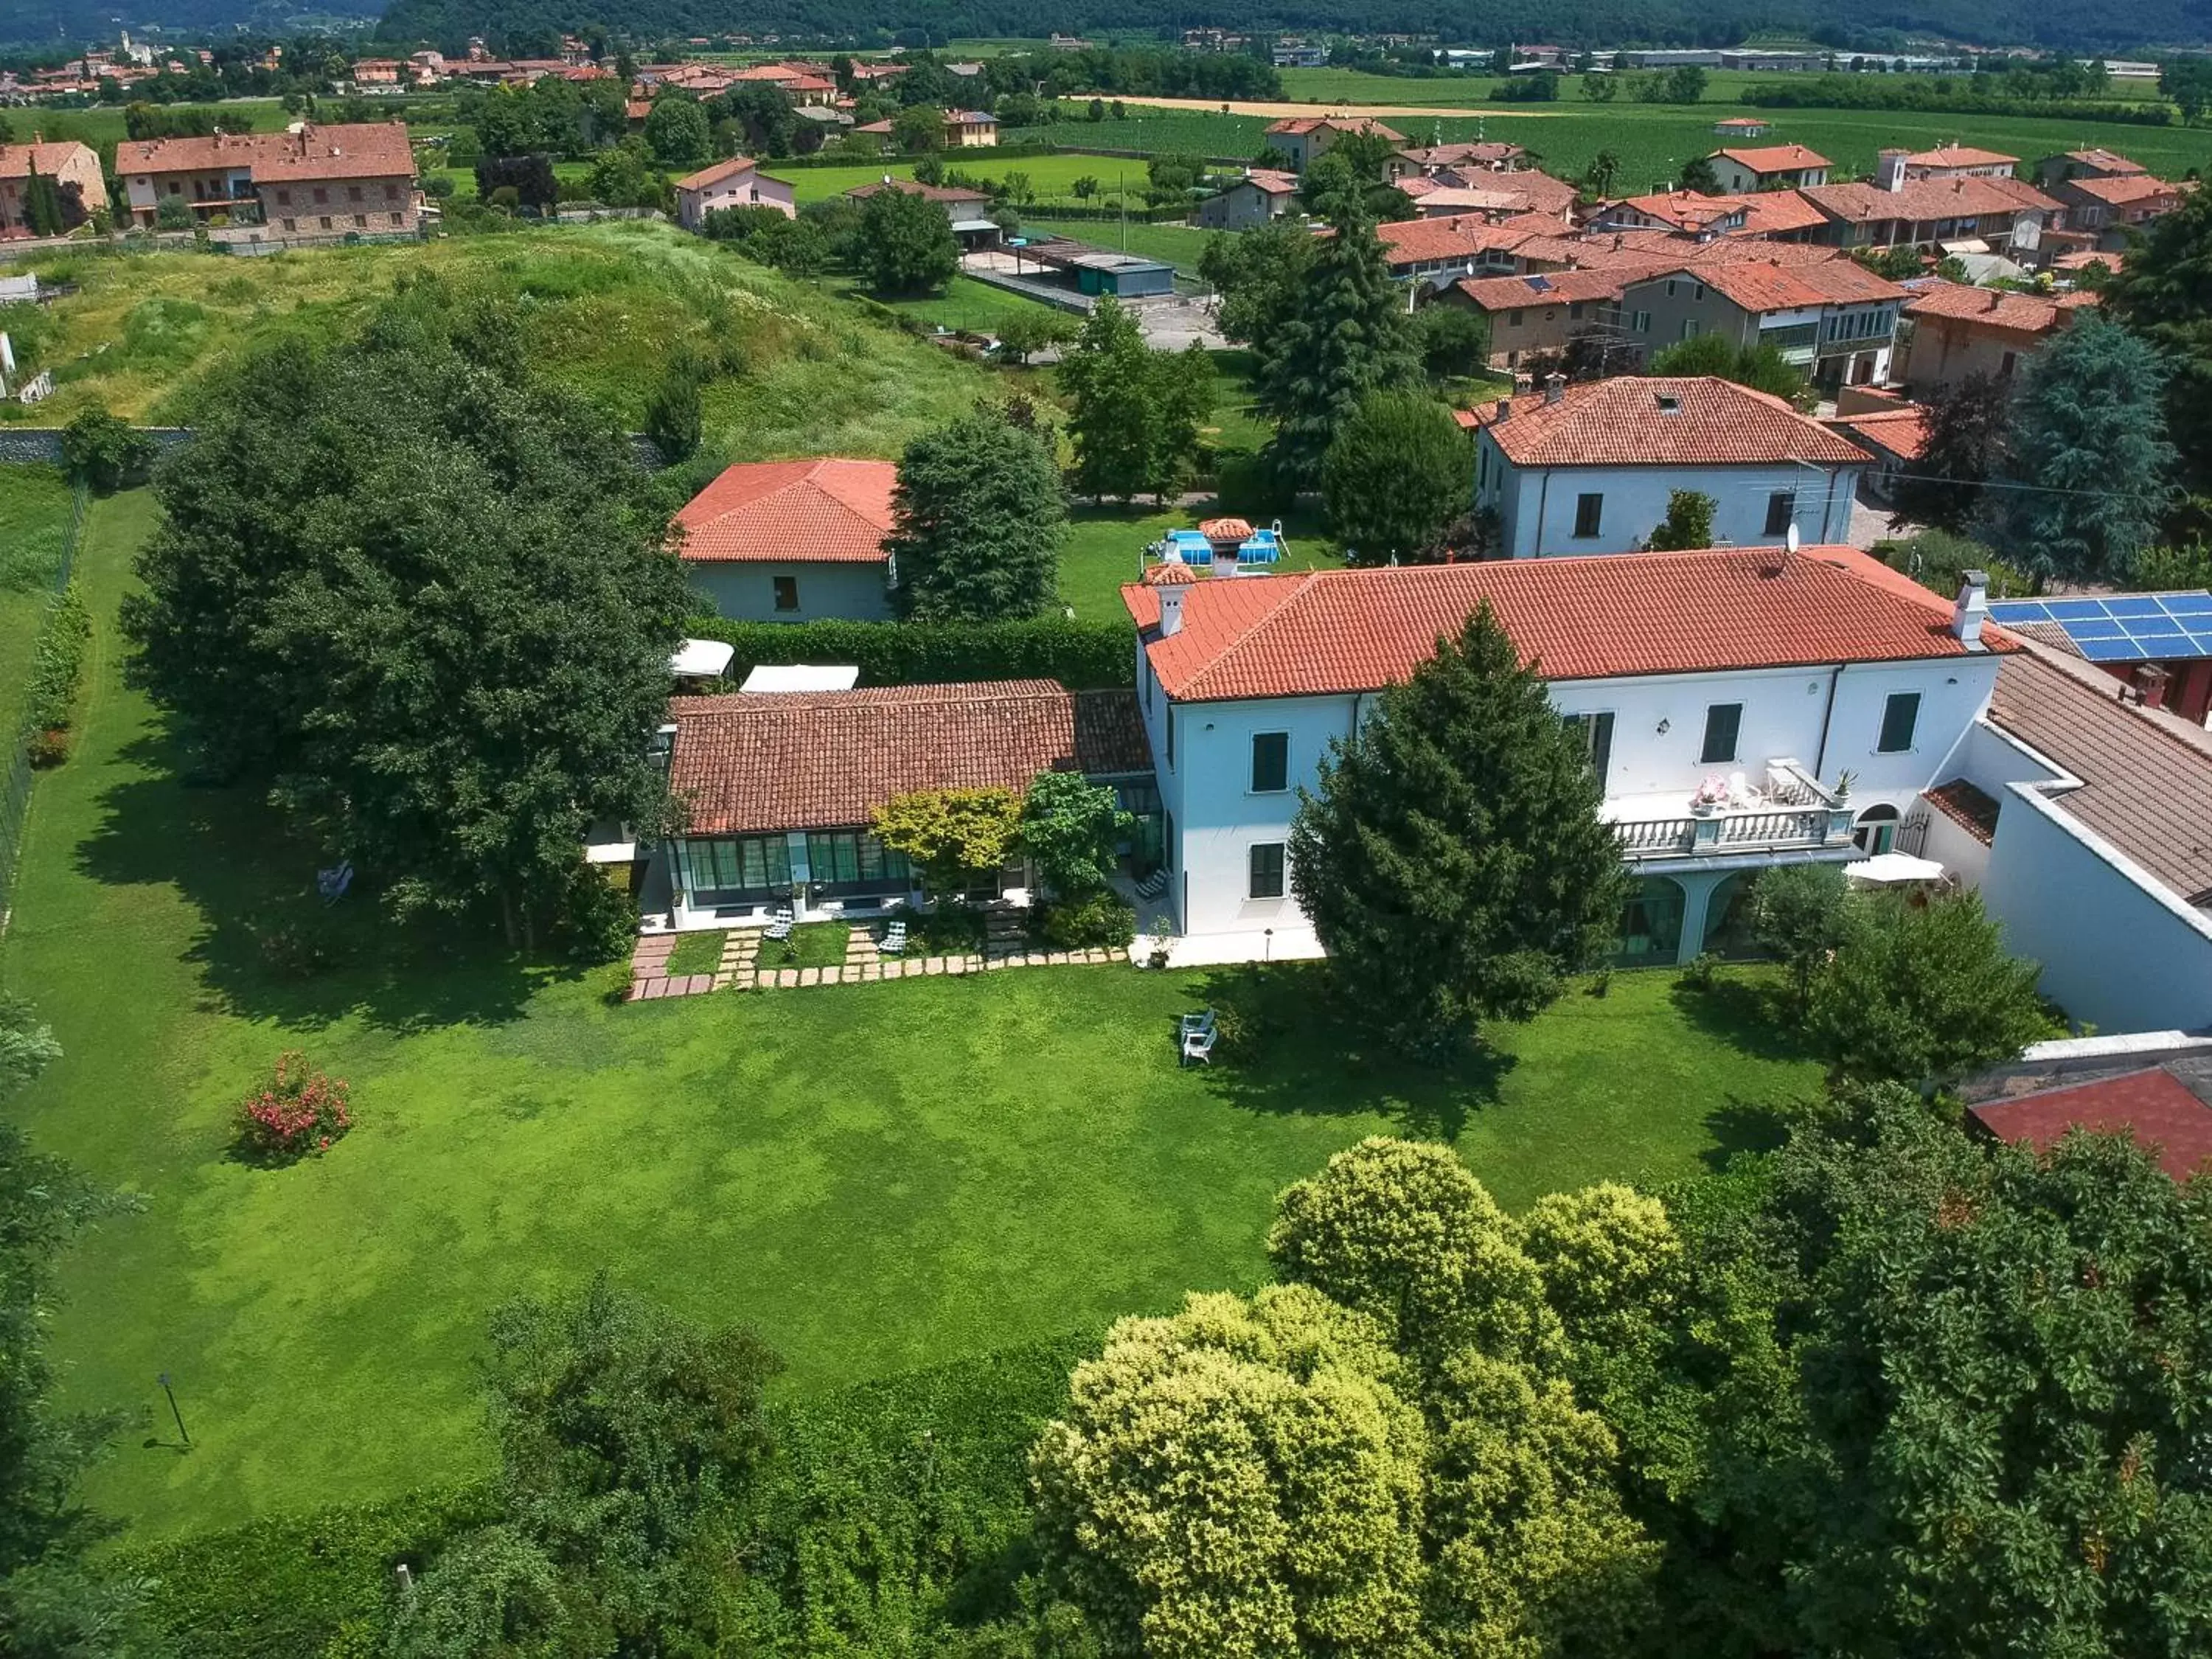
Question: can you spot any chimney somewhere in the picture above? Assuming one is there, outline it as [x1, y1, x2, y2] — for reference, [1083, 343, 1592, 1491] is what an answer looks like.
[1212, 543, 1240, 580]
[1877, 148, 1907, 193]
[1543, 372, 1566, 405]
[1495, 396, 1512, 422]
[1952, 569, 1989, 650]
[1159, 585, 1186, 637]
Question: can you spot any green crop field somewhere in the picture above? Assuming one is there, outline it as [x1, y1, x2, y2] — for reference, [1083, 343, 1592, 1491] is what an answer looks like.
[781, 150, 1163, 206]
[21, 98, 293, 159]
[1005, 109, 1275, 159]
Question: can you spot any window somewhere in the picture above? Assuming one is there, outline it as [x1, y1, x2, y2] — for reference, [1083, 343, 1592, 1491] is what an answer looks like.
[1568, 301, 1584, 319]
[1248, 842, 1285, 900]
[693, 835, 792, 897]
[282, 217, 296, 231]
[1632, 309, 1651, 333]
[773, 575, 799, 612]
[347, 185, 363, 201]
[806, 830, 910, 891]
[1508, 308, 1523, 325]
[1693, 282, 1705, 300]
[1700, 703, 1742, 764]
[1877, 690, 1920, 753]
[313, 187, 327, 204]
[1680, 320, 1700, 341]
[1764, 490, 1795, 537]
[1573, 493, 1604, 538]
[1166, 709, 1175, 768]
[1250, 731, 1289, 793]
[353, 214, 367, 228]
[2000, 351, 2017, 376]
[384, 183, 398, 200]
[1567, 711, 1614, 781]
[1853, 803, 1900, 854]
[1665, 279, 1677, 296]
[319, 216, 333, 230]
[276, 188, 291, 204]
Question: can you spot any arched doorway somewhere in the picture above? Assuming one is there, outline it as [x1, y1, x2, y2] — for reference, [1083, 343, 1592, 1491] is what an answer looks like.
[1854, 803, 1902, 854]
[1615, 875, 1685, 967]
[1701, 869, 1763, 958]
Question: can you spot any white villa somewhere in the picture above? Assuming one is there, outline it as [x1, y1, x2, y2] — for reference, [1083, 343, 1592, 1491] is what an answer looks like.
[1121, 545, 2008, 967]
[1470, 378, 1868, 557]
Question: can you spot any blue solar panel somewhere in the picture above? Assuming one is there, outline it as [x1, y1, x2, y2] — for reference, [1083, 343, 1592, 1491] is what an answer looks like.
[1986, 590, 2212, 661]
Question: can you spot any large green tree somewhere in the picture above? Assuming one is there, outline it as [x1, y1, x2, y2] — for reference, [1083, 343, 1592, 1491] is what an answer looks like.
[1320, 391, 1470, 566]
[389, 1276, 780, 1657]
[1197, 216, 1317, 359]
[1058, 299, 1213, 502]
[1287, 607, 1628, 1054]
[1806, 891, 2053, 1085]
[1019, 771, 1131, 899]
[1980, 313, 2175, 586]
[1253, 200, 1419, 476]
[2105, 184, 2212, 495]
[125, 288, 691, 950]
[884, 408, 1064, 622]
[1891, 369, 2010, 534]
[859, 185, 959, 296]
[643, 92, 710, 167]
[1646, 336, 1808, 406]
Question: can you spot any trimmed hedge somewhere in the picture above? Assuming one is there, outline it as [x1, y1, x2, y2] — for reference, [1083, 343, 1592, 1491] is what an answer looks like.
[22, 580, 89, 763]
[117, 1482, 499, 1659]
[119, 1335, 1096, 1657]
[685, 614, 1135, 689]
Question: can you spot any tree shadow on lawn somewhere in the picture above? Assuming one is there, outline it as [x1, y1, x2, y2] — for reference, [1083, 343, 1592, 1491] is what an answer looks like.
[1700, 1096, 1798, 1173]
[1185, 961, 1517, 1143]
[1669, 974, 1817, 1065]
[73, 731, 582, 1034]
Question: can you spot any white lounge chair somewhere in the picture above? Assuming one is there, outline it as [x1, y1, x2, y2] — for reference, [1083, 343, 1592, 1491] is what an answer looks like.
[881, 920, 908, 955]
[762, 904, 794, 944]
[1181, 1026, 1217, 1067]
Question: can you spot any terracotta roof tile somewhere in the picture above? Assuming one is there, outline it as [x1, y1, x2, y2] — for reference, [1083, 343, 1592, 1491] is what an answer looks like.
[1905, 142, 2018, 168]
[1470, 375, 1868, 467]
[1122, 544, 2009, 703]
[2068, 173, 2180, 207]
[1652, 253, 1906, 313]
[1802, 175, 2056, 223]
[675, 459, 896, 564]
[1715, 143, 1831, 172]
[673, 155, 759, 191]
[1265, 115, 1405, 140]
[1970, 1068, 2212, 1181]
[1923, 776, 2000, 843]
[1988, 649, 2212, 907]
[2057, 148, 2145, 174]
[1903, 279, 2093, 337]
[1826, 406, 1932, 462]
[669, 681, 1150, 834]
[115, 121, 413, 183]
[1451, 266, 1649, 309]
[846, 177, 989, 204]
[0, 140, 97, 181]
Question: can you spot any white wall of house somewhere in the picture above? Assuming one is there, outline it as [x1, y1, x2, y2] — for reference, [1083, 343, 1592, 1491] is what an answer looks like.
[1141, 637, 2002, 953]
[1474, 445, 1865, 557]
[687, 560, 891, 623]
[677, 169, 796, 229]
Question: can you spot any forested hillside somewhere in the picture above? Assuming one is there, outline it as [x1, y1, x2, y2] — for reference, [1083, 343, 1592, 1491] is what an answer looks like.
[369, 0, 2209, 56]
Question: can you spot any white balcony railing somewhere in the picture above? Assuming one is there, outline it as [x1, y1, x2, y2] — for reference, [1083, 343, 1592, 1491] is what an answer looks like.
[1606, 759, 1856, 860]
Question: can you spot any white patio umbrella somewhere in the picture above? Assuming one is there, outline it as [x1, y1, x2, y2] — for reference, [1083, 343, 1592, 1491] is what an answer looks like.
[1843, 852, 1944, 885]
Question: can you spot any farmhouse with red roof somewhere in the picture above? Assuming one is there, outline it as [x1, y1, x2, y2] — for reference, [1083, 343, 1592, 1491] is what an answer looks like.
[673, 458, 899, 622]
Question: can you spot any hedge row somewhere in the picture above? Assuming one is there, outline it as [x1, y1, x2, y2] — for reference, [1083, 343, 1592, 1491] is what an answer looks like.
[684, 614, 1135, 689]
[22, 580, 89, 762]
[1743, 77, 2177, 124]
[119, 1335, 1096, 1658]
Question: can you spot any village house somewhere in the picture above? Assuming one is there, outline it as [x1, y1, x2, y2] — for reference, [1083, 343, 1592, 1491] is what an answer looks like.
[0, 139, 107, 234]
[943, 109, 999, 147]
[1893, 280, 2096, 394]
[1985, 591, 2212, 727]
[729, 61, 838, 105]
[1190, 168, 1300, 231]
[2032, 147, 2148, 188]
[658, 681, 1152, 928]
[1901, 142, 2019, 182]
[1470, 375, 1868, 557]
[1711, 116, 1772, 139]
[674, 458, 898, 623]
[1119, 545, 2008, 966]
[1262, 115, 1406, 173]
[1616, 254, 1908, 389]
[1798, 156, 2058, 258]
[844, 177, 1000, 247]
[1587, 189, 1828, 241]
[672, 155, 795, 229]
[1393, 167, 1579, 220]
[1705, 144, 1832, 193]
[1438, 267, 1655, 369]
[2044, 171, 2185, 251]
[113, 122, 417, 233]
[1395, 141, 1529, 175]
[1824, 401, 1930, 504]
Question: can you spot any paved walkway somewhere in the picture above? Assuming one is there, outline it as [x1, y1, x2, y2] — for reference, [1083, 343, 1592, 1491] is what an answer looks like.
[627, 924, 1121, 1002]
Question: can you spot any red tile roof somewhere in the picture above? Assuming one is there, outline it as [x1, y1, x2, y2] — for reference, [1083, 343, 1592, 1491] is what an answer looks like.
[1826, 405, 1932, 462]
[845, 177, 989, 204]
[2068, 173, 2180, 207]
[1659, 253, 1906, 313]
[0, 140, 96, 181]
[1903, 280, 2095, 338]
[1265, 115, 1405, 140]
[673, 155, 759, 191]
[116, 121, 414, 183]
[1801, 175, 2056, 224]
[1467, 376, 1868, 468]
[1122, 544, 2011, 703]
[675, 459, 897, 565]
[668, 681, 1150, 834]
[1715, 143, 1831, 173]
[1453, 267, 1649, 310]
[2057, 147, 2145, 174]
[1905, 142, 2018, 169]
[1970, 1069, 2212, 1181]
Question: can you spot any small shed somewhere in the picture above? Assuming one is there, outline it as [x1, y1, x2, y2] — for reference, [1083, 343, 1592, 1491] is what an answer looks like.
[1068, 251, 1175, 299]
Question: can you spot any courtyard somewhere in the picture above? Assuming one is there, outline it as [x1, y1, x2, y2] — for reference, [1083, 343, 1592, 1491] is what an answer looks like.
[1, 492, 1823, 1540]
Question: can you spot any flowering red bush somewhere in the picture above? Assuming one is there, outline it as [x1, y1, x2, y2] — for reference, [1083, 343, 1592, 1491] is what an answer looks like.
[234, 1051, 352, 1165]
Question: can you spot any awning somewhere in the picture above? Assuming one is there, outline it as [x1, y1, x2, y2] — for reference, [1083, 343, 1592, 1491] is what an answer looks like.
[950, 218, 1001, 233]
[1844, 852, 1944, 884]
[1937, 237, 1991, 256]
[740, 664, 861, 693]
[670, 638, 735, 678]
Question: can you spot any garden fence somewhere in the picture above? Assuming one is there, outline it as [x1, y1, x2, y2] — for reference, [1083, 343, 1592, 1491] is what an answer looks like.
[0, 482, 86, 935]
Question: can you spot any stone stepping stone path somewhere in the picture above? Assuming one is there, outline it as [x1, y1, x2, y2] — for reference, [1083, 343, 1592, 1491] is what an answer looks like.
[628, 923, 1121, 1003]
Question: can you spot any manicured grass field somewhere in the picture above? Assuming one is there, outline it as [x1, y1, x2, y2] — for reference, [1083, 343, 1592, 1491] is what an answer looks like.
[782, 151, 1152, 206]
[1020, 214, 1220, 274]
[4, 222, 997, 459]
[664, 929, 726, 977]
[4, 489, 1822, 1541]
[0, 467, 76, 743]
[1058, 502, 1341, 619]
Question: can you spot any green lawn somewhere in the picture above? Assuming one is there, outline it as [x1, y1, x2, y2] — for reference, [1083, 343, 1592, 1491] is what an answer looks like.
[664, 929, 726, 977]
[1058, 501, 1342, 619]
[1021, 215, 1219, 274]
[0, 467, 77, 742]
[3, 490, 1820, 1544]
